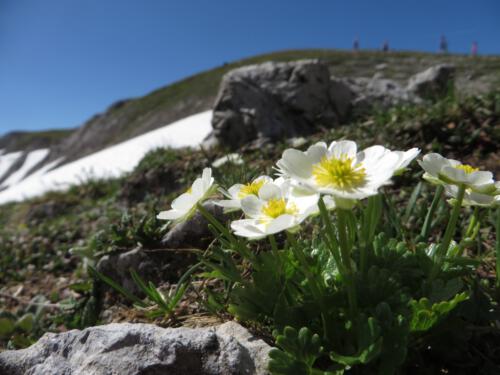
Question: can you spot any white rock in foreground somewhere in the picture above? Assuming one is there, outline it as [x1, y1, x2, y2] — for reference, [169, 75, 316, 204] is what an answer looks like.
[0, 321, 271, 375]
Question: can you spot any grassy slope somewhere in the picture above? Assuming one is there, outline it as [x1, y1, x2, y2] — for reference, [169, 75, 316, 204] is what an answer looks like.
[34, 49, 500, 160]
[0, 51, 499, 370]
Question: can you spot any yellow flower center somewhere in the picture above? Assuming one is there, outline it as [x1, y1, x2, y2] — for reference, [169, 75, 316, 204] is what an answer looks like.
[312, 155, 367, 191]
[238, 179, 265, 198]
[186, 187, 193, 194]
[261, 198, 297, 219]
[455, 164, 478, 174]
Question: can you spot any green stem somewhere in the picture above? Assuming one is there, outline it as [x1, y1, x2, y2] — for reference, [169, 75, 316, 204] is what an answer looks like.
[465, 207, 479, 238]
[336, 208, 358, 316]
[318, 196, 345, 275]
[196, 202, 255, 264]
[336, 209, 353, 272]
[430, 184, 466, 280]
[420, 185, 444, 239]
[269, 234, 279, 258]
[495, 208, 500, 290]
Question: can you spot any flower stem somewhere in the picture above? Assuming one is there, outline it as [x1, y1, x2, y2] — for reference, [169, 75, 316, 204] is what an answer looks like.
[336, 208, 358, 316]
[465, 207, 479, 238]
[269, 234, 279, 258]
[196, 203, 255, 263]
[420, 184, 444, 240]
[318, 196, 345, 275]
[495, 208, 500, 290]
[430, 184, 466, 280]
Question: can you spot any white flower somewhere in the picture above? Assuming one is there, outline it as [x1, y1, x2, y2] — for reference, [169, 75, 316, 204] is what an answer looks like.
[276, 140, 410, 206]
[230, 181, 320, 239]
[418, 153, 496, 192]
[157, 168, 216, 223]
[445, 182, 500, 207]
[216, 175, 274, 212]
[393, 148, 421, 174]
[211, 153, 244, 168]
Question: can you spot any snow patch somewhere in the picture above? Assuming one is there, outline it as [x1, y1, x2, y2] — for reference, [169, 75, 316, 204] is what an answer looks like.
[0, 111, 213, 204]
[0, 151, 23, 181]
[1, 149, 50, 187]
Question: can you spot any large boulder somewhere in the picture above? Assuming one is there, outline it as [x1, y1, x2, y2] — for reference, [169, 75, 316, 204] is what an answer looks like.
[334, 75, 421, 117]
[0, 321, 272, 375]
[209, 60, 340, 149]
[407, 64, 455, 100]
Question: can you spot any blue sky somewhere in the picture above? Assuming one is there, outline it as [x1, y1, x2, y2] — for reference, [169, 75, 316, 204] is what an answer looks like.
[1, 0, 499, 135]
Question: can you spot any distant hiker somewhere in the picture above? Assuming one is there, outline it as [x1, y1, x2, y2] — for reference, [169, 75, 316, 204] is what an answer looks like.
[439, 35, 448, 53]
[471, 41, 478, 56]
[382, 40, 389, 52]
[353, 37, 359, 52]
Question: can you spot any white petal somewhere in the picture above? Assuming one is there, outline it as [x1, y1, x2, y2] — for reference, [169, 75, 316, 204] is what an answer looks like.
[201, 168, 213, 191]
[419, 153, 452, 176]
[228, 184, 244, 199]
[357, 145, 389, 165]
[157, 210, 184, 220]
[328, 140, 357, 159]
[394, 148, 420, 170]
[231, 219, 266, 239]
[468, 171, 494, 186]
[171, 193, 195, 211]
[241, 195, 264, 218]
[215, 199, 241, 209]
[440, 166, 471, 184]
[305, 142, 328, 163]
[258, 183, 282, 201]
[277, 149, 314, 179]
[190, 177, 204, 198]
[266, 214, 297, 235]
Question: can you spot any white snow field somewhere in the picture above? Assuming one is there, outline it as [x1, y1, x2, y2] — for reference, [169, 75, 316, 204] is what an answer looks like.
[0, 151, 23, 181]
[1, 148, 50, 187]
[0, 111, 213, 204]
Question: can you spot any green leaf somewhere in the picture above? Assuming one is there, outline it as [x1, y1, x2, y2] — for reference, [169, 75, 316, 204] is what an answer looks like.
[269, 326, 327, 375]
[409, 292, 468, 333]
[0, 317, 15, 337]
[329, 318, 382, 367]
[15, 313, 34, 333]
[88, 265, 147, 307]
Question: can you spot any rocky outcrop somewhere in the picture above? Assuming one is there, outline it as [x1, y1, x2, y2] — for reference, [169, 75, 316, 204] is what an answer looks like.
[0, 321, 272, 375]
[209, 60, 341, 149]
[407, 64, 455, 100]
[209, 60, 456, 149]
[336, 75, 422, 117]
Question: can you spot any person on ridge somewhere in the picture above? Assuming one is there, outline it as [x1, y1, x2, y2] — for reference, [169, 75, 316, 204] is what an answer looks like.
[439, 35, 448, 53]
[471, 41, 478, 56]
[382, 40, 389, 52]
[353, 36, 360, 52]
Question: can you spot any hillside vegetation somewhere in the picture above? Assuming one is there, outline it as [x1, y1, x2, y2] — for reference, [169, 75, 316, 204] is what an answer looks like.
[2, 49, 500, 164]
[1, 85, 499, 372]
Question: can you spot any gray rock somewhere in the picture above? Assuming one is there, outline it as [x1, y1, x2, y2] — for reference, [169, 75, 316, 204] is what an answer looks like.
[161, 201, 226, 250]
[210, 60, 339, 149]
[407, 64, 455, 100]
[0, 321, 272, 375]
[96, 248, 162, 297]
[336, 76, 421, 117]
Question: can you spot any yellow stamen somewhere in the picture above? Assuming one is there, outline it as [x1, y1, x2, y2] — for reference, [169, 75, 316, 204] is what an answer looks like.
[312, 154, 366, 190]
[455, 164, 478, 174]
[260, 198, 297, 220]
[238, 179, 265, 198]
[186, 187, 193, 194]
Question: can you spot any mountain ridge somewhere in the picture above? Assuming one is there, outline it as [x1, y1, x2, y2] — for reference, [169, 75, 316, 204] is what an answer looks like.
[1, 49, 499, 189]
